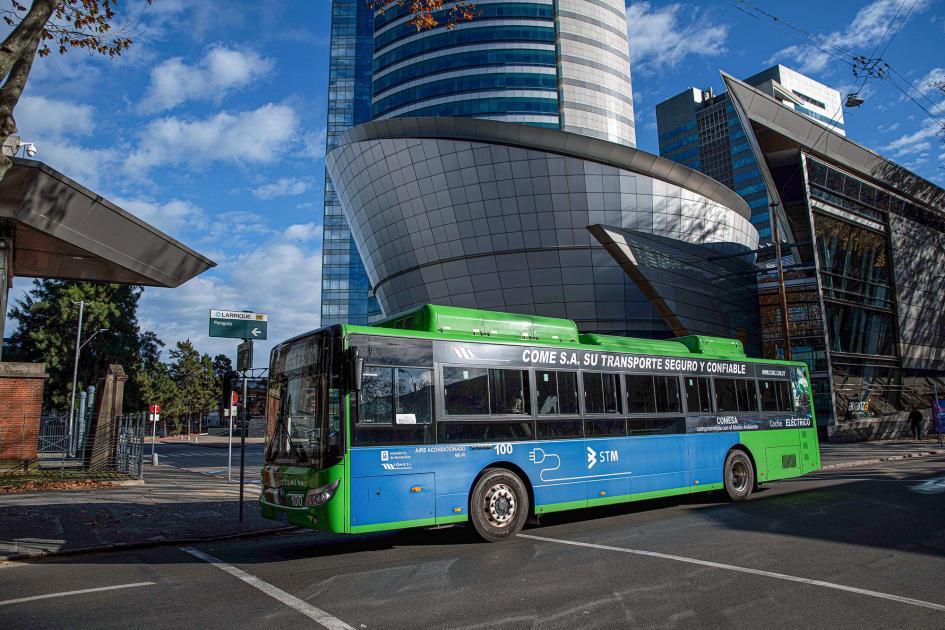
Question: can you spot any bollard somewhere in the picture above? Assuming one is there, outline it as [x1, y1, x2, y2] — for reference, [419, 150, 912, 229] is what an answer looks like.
[152, 452, 159, 466]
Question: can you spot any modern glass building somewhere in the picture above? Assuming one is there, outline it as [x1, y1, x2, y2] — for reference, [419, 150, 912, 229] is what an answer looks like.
[655, 65, 844, 242]
[320, 0, 379, 327]
[326, 117, 759, 342]
[716, 72, 945, 440]
[371, 0, 636, 145]
[321, 0, 639, 327]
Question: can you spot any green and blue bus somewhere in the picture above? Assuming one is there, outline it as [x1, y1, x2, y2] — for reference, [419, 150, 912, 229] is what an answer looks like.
[261, 305, 820, 542]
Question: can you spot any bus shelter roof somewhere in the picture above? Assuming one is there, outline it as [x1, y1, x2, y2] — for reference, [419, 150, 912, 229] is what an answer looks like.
[0, 157, 215, 287]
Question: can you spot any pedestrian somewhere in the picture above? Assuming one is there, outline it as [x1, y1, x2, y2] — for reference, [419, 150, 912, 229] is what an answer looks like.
[908, 407, 923, 440]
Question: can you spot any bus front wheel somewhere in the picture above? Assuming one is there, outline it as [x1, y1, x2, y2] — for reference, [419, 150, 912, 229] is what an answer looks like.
[723, 450, 755, 502]
[470, 468, 529, 542]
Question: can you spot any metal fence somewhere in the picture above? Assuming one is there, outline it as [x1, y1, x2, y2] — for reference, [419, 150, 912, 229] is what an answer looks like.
[1, 411, 146, 478]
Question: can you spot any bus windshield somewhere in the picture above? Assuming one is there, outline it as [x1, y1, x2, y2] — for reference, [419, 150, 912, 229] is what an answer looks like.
[265, 330, 343, 468]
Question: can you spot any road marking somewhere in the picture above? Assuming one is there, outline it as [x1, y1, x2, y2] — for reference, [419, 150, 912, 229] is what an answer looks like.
[0, 582, 154, 606]
[519, 534, 945, 613]
[181, 547, 354, 629]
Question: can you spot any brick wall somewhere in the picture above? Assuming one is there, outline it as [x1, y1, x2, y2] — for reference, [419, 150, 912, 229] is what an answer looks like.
[0, 363, 48, 464]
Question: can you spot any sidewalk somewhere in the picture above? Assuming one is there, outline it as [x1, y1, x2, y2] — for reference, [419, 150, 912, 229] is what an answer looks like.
[820, 438, 945, 469]
[0, 464, 289, 562]
[149, 435, 266, 447]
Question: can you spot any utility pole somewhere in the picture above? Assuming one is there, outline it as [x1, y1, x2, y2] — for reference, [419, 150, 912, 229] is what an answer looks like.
[770, 205, 792, 361]
[68, 300, 85, 456]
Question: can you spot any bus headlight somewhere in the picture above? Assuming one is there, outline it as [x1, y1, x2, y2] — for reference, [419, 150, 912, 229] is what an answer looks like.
[305, 479, 340, 506]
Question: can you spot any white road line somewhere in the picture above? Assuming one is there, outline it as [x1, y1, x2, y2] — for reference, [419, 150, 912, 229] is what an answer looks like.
[0, 582, 154, 607]
[180, 547, 354, 629]
[519, 534, 945, 613]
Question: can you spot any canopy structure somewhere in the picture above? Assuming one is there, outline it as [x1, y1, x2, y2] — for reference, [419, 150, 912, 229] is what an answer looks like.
[0, 157, 216, 351]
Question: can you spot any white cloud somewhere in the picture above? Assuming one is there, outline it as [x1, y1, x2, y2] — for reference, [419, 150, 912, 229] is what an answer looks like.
[252, 177, 313, 199]
[282, 223, 320, 242]
[300, 128, 327, 159]
[17, 95, 95, 139]
[123, 102, 299, 176]
[27, 139, 119, 189]
[140, 46, 273, 113]
[110, 196, 206, 237]
[916, 67, 945, 96]
[768, 0, 932, 74]
[626, 2, 728, 72]
[882, 119, 941, 158]
[140, 233, 323, 366]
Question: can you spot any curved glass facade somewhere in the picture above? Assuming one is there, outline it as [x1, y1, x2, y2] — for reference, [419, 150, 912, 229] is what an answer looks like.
[373, 71, 556, 118]
[373, 48, 556, 94]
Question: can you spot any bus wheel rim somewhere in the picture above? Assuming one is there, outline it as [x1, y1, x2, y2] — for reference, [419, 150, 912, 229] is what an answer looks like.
[731, 460, 750, 493]
[485, 483, 516, 527]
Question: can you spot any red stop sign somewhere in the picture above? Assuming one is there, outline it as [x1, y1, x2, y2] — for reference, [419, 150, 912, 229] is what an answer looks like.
[231, 392, 239, 406]
[149, 404, 161, 414]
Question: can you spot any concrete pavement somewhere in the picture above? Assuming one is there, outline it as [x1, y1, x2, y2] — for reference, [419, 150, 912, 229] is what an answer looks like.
[2, 455, 944, 629]
[0, 464, 284, 561]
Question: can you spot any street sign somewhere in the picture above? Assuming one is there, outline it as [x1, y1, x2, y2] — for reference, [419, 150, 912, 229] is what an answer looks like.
[149, 404, 161, 414]
[231, 391, 239, 406]
[237, 339, 253, 371]
[208, 310, 268, 340]
[149, 413, 160, 423]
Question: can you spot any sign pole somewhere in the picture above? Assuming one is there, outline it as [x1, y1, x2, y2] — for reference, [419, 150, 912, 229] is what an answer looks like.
[238, 357, 249, 522]
[227, 404, 234, 483]
[151, 413, 158, 465]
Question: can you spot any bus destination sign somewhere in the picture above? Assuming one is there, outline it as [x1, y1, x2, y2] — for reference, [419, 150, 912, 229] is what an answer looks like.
[209, 310, 268, 340]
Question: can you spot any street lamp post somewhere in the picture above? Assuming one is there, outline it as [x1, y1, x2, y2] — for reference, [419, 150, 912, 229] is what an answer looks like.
[68, 301, 85, 455]
[67, 301, 107, 457]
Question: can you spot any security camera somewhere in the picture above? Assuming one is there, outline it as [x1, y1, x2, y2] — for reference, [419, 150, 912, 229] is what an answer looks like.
[22, 142, 36, 157]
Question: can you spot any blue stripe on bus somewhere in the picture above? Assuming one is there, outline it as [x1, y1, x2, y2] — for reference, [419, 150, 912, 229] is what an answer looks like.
[348, 432, 739, 526]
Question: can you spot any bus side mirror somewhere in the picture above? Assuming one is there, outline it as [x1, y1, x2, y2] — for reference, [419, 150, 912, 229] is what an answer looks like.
[349, 348, 364, 392]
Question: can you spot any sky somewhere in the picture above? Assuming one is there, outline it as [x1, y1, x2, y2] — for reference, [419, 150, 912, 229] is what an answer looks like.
[8, 0, 945, 368]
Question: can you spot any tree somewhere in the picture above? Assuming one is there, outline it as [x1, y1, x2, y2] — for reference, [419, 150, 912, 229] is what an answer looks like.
[135, 361, 181, 435]
[933, 80, 945, 144]
[0, 0, 148, 182]
[167, 340, 217, 435]
[9, 279, 162, 410]
[367, 0, 475, 31]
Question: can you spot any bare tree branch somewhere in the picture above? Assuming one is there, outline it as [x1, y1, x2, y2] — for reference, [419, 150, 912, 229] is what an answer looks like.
[0, 0, 56, 80]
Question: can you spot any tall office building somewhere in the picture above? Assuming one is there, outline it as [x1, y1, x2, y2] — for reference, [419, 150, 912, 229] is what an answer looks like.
[371, 0, 636, 145]
[655, 65, 843, 241]
[321, 0, 639, 327]
[320, 0, 378, 327]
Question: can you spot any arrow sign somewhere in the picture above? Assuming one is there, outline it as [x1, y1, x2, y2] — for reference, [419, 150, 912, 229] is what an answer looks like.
[209, 310, 268, 340]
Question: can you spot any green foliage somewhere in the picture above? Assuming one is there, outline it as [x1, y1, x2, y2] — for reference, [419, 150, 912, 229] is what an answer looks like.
[167, 340, 219, 434]
[9, 279, 162, 410]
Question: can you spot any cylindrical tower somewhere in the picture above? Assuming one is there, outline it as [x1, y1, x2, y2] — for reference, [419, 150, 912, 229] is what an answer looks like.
[371, 0, 635, 145]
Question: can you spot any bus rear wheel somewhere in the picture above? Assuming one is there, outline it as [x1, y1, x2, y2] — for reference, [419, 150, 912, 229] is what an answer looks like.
[470, 468, 529, 542]
[724, 450, 755, 502]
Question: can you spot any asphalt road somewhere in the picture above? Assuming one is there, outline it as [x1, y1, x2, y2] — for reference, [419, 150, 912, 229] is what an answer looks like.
[153, 443, 266, 483]
[3, 456, 945, 629]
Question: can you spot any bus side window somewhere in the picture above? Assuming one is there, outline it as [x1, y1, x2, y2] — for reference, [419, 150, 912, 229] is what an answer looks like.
[443, 367, 489, 415]
[360, 367, 393, 423]
[716, 378, 758, 412]
[654, 375, 681, 413]
[625, 374, 656, 413]
[584, 372, 621, 414]
[684, 377, 712, 413]
[537, 370, 578, 415]
[759, 379, 792, 412]
[396, 368, 433, 424]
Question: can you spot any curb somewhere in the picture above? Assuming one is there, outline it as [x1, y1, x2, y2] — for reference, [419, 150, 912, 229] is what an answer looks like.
[0, 525, 299, 565]
[822, 449, 945, 470]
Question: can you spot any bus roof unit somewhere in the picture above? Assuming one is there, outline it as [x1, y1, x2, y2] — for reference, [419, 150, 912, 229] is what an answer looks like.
[374, 304, 579, 343]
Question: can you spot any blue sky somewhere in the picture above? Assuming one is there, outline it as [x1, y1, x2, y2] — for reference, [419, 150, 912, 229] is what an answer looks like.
[9, 0, 945, 366]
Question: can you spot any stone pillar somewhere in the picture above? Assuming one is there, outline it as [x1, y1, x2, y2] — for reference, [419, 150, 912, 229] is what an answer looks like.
[0, 362, 48, 470]
[85, 364, 127, 470]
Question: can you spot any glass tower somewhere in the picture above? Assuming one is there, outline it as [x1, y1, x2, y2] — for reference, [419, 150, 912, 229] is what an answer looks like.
[655, 66, 844, 242]
[320, 0, 378, 327]
[322, 0, 637, 325]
